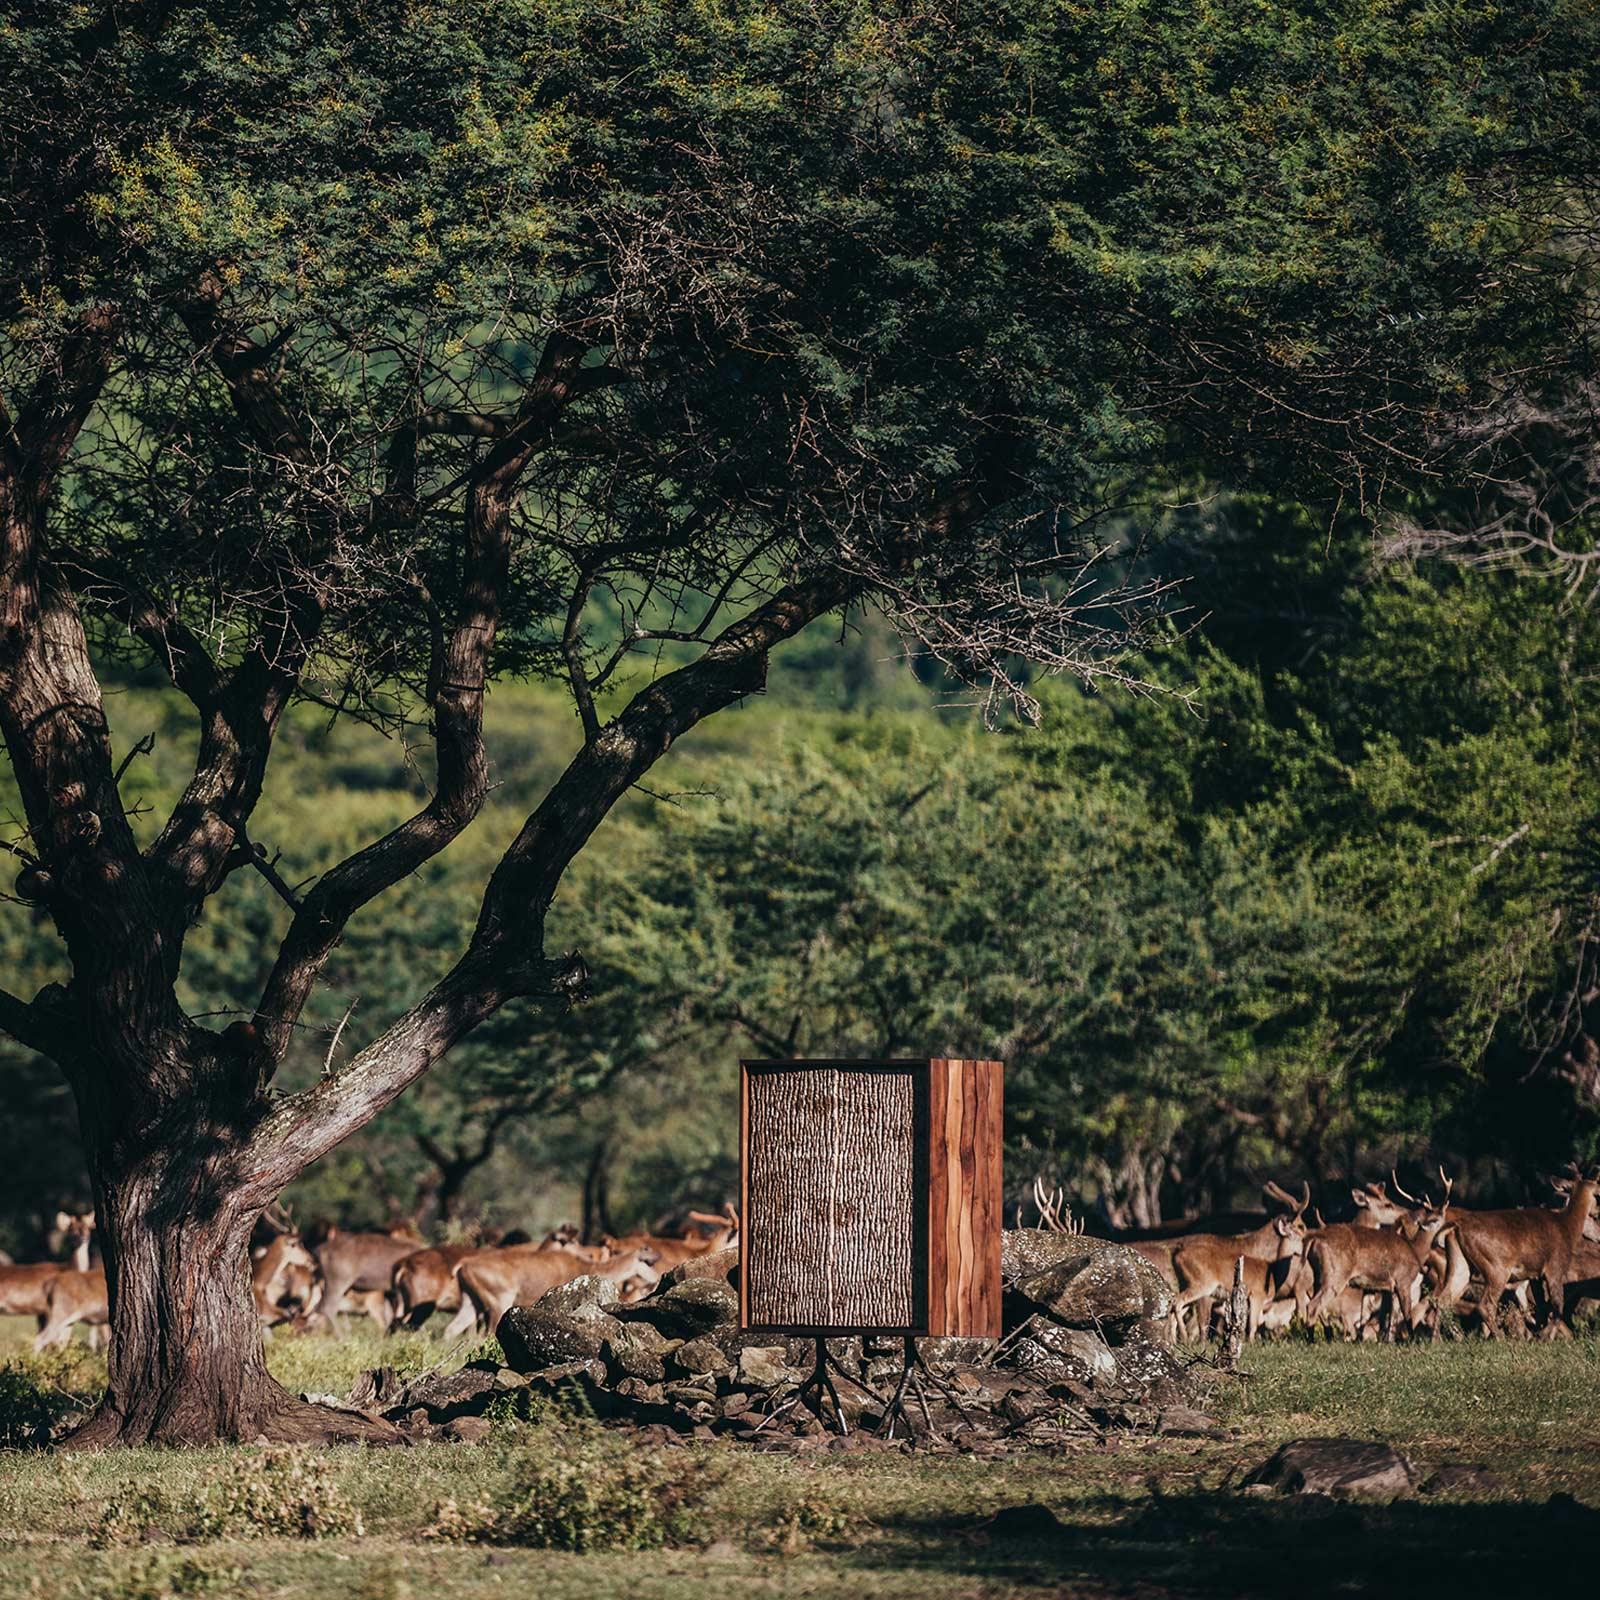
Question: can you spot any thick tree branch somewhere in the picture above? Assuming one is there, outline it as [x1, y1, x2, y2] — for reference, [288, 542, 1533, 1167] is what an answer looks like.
[55, 546, 223, 707]
[8, 305, 119, 492]
[0, 984, 77, 1061]
[246, 331, 594, 1075]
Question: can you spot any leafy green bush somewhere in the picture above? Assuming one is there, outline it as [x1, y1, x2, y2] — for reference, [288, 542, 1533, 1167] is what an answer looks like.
[90, 1486, 175, 1548]
[99, 1553, 243, 1600]
[188, 1448, 364, 1540]
[0, 1359, 74, 1448]
[432, 1432, 721, 1551]
[765, 1491, 856, 1552]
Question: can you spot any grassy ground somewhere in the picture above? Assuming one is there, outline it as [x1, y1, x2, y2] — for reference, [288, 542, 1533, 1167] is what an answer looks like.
[1, 1317, 1597, 1598]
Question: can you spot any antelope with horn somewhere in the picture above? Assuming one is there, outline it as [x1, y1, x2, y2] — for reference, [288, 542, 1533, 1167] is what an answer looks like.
[1303, 1173, 1452, 1339]
[1166, 1180, 1312, 1341]
[1447, 1164, 1600, 1336]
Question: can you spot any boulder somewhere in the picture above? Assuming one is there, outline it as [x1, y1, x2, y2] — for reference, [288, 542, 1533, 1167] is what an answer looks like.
[539, 1273, 623, 1316]
[1006, 1235, 1172, 1327]
[919, 1337, 993, 1370]
[661, 1245, 739, 1288]
[736, 1345, 802, 1389]
[631, 1276, 740, 1339]
[497, 1304, 617, 1372]
[1244, 1439, 1415, 1500]
[388, 1363, 500, 1420]
[673, 1335, 733, 1376]
[1013, 1323, 1116, 1386]
[1109, 1321, 1190, 1395]
[606, 1328, 668, 1383]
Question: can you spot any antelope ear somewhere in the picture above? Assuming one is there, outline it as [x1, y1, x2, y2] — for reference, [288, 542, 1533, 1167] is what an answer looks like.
[83, 1212, 95, 1230]
[1351, 1190, 1369, 1207]
[54, 1211, 71, 1231]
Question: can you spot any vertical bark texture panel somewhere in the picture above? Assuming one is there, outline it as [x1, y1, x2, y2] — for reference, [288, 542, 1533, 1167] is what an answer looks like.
[927, 1057, 1004, 1337]
[742, 1064, 922, 1330]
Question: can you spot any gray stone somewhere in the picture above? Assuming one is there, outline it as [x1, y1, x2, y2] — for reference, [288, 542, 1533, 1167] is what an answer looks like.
[639, 1276, 740, 1338]
[1007, 1234, 1173, 1327]
[1155, 1406, 1224, 1437]
[1013, 1323, 1116, 1386]
[606, 1331, 668, 1383]
[661, 1245, 739, 1288]
[918, 1337, 993, 1369]
[538, 1273, 623, 1316]
[1244, 1438, 1415, 1500]
[664, 1377, 718, 1404]
[497, 1305, 617, 1372]
[1109, 1322, 1189, 1395]
[673, 1335, 733, 1376]
[390, 1363, 499, 1419]
[614, 1377, 666, 1405]
[523, 1357, 608, 1388]
[736, 1345, 801, 1388]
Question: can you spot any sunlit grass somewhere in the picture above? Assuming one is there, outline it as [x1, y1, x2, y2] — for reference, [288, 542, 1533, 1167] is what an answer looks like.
[2, 1328, 1598, 1598]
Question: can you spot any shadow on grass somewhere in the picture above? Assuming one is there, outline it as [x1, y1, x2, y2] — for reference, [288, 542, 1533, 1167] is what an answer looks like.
[853, 1489, 1597, 1597]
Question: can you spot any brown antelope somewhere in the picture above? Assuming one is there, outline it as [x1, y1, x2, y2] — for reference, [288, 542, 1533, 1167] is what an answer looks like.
[391, 1242, 482, 1329]
[1303, 1179, 1453, 1338]
[1166, 1181, 1311, 1340]
[251, 1230, 319, 1329]
[452, 1244, 661, 1337]
[312, 1225, 425, 1330]
[0, 1210, 95, 1328]
[1448, 1166, 1600, 1336]
[34, 1266, 107, 1350]
[601, 1205, 740, 1271]
[1350, 1177, 1418, 1229]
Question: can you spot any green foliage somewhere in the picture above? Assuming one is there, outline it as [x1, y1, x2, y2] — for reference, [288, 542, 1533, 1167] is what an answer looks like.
[431, 1430, 722, 1551]
[98, 1554, 245, 1600]
[92, 1449, 365, 1544]
[0, 1360, 66, 1449]
[185, 1448, 365, 1541]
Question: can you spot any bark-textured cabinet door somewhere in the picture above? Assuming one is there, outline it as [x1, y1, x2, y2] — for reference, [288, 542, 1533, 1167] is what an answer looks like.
[739, 1059, 1002, 1336]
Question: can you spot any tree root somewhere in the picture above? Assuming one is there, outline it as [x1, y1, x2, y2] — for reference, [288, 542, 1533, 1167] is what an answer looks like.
[57, 1387, 402, 1449]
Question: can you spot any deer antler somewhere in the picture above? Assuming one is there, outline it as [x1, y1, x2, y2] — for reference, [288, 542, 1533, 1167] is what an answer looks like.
[1262, 1179, 1301, 1211]
[1032, 1176, 1081, 1234]
[1390, 1168, 1424, 1206]
[1436, 1166, 1454, 1211]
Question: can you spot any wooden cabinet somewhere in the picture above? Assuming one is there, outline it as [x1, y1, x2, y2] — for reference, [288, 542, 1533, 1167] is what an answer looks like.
[739, 1058, 1003, 1336]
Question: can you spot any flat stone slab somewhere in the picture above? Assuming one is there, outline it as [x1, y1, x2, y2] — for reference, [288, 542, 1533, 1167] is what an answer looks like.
[1244, 1438, 1415, 1500]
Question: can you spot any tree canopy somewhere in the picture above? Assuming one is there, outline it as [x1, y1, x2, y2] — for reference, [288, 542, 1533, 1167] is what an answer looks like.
[0, 0, 1595, 1442]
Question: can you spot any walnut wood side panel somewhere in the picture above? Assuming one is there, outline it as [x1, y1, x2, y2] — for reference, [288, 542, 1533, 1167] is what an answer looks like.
[740, 1063, 924, 1332]
[926, 1058, 1003, 1337]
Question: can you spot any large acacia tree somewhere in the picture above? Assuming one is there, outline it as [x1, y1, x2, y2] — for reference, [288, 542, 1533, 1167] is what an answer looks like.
[0, 1, 1592, 1444]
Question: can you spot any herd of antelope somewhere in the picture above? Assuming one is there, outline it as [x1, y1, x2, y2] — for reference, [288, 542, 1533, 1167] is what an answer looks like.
[1030, 1165, 1600, 1341]
[0, 1205, 741, 1353]
[5, 1165, 1598, 1354]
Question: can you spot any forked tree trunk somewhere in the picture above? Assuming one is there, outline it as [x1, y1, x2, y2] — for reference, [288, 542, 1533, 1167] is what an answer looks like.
[62, 1108, 394, 1448]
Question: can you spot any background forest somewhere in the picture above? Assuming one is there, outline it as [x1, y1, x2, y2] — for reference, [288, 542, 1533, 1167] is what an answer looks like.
[4, 492, 1596, 1254]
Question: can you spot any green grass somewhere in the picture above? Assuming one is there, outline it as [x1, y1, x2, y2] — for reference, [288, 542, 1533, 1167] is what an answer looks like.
[1, 1318, 1597, 1598]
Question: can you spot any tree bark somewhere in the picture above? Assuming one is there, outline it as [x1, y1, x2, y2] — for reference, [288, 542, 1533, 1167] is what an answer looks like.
[60, 1077, 395, 1448]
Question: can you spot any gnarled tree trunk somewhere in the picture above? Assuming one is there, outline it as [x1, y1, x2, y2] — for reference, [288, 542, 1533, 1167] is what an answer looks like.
[61, 1063, 395, 1448]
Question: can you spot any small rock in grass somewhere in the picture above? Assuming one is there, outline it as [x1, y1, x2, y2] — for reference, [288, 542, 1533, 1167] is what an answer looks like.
[1244, 1439, 1415, 1500]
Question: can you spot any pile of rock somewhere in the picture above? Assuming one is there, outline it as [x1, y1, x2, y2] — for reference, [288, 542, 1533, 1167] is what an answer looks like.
[341, 1231, 1217, 1450]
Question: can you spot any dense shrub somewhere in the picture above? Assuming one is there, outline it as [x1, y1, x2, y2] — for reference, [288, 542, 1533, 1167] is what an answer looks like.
[432, 1431, 721, 1551]
[0, 1359, 75, 1448]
